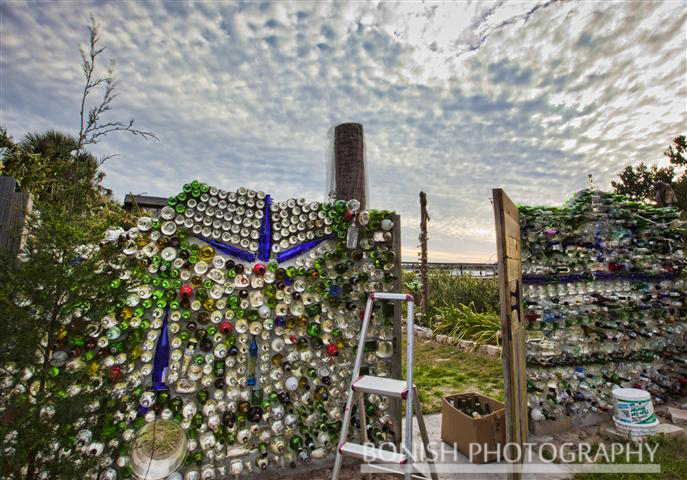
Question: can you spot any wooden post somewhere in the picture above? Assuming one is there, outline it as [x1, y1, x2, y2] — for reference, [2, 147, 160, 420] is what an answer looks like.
[333, 124, 402, 445]
[334, 123, 366, 210]
[492, 188, 527, 480]
[419, 192, 429, 324]
[0, 176, 32, 257]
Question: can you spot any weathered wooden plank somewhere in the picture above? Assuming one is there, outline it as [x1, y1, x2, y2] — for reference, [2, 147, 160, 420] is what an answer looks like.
[505, 233, 520, 259]
[492, 188, 527, 480]
[503, 208, 521, 238]
[0, 176, 31, 256]
[503, 314, 527, 452]
[0, 177, 17, 250]
[499, 191, 520, 236]
[506, 258, 521, 282]
[514, 348, 527, 435]
[501, 191, 520, 220]
[390, 213, 403, 446]
[509, 295, 527, 441]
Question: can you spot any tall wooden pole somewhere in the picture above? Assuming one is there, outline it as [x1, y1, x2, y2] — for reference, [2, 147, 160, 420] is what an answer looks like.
[333, 123, 402, 446]
[419, 191, 429, 323]
[334, 123, 366, 209]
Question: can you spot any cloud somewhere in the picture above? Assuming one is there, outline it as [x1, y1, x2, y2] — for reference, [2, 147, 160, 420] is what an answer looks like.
[1, 0, 685, 262]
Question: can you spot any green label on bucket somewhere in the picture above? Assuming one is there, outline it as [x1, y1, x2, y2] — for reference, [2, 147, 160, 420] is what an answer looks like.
[615, 397, 655, 425]
[637, 413, 658, 424]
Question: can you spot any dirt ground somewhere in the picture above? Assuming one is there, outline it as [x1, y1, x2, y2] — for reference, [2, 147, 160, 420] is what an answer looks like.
[280, 465, 396, 480]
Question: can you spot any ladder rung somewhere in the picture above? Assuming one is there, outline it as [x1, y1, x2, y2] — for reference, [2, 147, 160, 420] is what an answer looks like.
[352, 375, 410, 399]
[370, 292, 413, 302]
[339, 442, 407, 464]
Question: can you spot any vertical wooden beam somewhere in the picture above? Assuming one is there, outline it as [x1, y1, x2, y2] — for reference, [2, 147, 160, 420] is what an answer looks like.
[492, 188, 527, 480]
[390, 213, 403, 446]
[419, 192, 429, 324]
[0, 176, 32, 257]
[0, 176, 17, 252]
[333, 124, 402, 444]
[334, 123, 366, 210]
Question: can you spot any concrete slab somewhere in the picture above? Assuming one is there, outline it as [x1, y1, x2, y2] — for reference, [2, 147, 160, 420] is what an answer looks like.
[399, 413, 574, 480]
[285, 412, 582, 479]
[654, 423, 685, 438]
[486, 345, 501, 357]
[529, 435, 554, 443]
[599, 423, 685, 445]
[530, 412, 611, 437]
[668, 407, 687, 426]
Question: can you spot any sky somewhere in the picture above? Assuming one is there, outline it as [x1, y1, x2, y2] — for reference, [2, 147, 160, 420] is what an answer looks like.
[1, 1, 686, 262]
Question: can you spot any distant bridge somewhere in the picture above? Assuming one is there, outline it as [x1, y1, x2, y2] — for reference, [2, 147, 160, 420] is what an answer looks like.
[401, 262, 497, 276]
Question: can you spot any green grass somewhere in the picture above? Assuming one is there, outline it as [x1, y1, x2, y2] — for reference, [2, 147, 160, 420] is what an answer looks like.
[402, 336, 504, 414]
[575, 436, 687, 480]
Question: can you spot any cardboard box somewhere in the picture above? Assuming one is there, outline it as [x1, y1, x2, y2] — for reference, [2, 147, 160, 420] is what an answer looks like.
[441, 393, 506, 464]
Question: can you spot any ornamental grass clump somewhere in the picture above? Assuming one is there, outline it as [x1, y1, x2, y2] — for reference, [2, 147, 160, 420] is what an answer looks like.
[431, 302, 501, 347]
[428, 271, 499, 314]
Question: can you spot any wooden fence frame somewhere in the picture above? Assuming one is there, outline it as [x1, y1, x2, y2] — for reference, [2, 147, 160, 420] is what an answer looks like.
[0, 176, 32, 256]
[493, 188, 528, 480]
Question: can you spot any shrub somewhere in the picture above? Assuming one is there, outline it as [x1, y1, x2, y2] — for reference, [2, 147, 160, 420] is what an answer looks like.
[402, 270, 500, 334]
[427, 271, 499, 314]
[432, 303, 501, 346]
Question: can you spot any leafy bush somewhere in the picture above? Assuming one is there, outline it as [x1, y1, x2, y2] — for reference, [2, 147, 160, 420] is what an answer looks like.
[428, 271, 499, 314]
[403, 270, 499, 327]
[403, 270, 501, 345]
[432, 303, 501, 346]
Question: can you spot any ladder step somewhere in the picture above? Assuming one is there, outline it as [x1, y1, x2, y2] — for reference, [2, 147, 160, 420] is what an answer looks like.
[339, 442, 407, 464]
[371, 292, 413, 302]
[352, 375, 410, 399]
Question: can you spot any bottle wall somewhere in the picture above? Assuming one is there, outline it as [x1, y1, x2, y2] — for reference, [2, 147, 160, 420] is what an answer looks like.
[519, 189, 687, 424]
[78, 181, 401, 480]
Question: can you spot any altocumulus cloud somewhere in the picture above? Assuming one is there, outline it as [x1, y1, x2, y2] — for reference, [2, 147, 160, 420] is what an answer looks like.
[1, 1, 685, 261]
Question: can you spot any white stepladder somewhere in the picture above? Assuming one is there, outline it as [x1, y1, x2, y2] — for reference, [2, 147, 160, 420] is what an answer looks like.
[331, 292, 439, 480]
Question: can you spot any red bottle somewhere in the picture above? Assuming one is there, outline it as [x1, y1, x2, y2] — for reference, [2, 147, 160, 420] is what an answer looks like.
[180, 284, 193, 300]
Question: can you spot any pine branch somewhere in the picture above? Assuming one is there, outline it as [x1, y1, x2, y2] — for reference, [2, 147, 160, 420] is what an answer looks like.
[76, 16, 157, 153]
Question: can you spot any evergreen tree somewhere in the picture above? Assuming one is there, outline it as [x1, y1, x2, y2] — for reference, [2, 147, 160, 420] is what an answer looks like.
[611, 135, 687, 213]
[0, 15, 154, 480]
[610, 162, 674, 202]
[664, 135, 687, 213]
[0, 135, 127, 478]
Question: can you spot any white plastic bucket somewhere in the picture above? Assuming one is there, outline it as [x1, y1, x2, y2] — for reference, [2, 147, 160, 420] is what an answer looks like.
[613, 416, 659, 436]
[612, 388, 657, 432]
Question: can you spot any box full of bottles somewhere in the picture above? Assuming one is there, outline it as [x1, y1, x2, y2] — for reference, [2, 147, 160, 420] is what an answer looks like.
[441, 393, 505, 463]
[519, 189, 687, 431]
